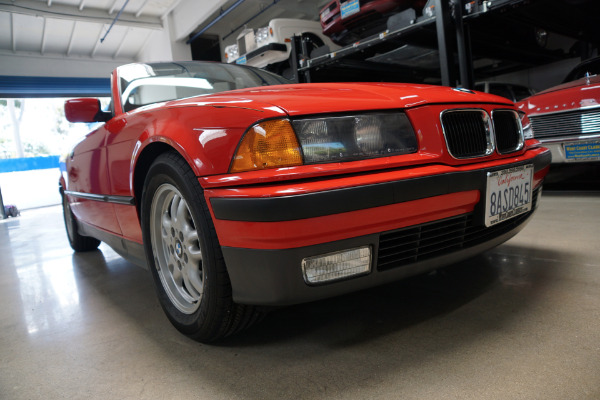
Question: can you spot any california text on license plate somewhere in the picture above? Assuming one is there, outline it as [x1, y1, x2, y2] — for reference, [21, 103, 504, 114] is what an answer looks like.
[485, 164, 534, 227]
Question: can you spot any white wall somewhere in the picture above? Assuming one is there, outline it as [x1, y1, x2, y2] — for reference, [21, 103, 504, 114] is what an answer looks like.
[170, 0, 229, 41]
[0, 169, 61, 210]
[135, 16, 192, 63]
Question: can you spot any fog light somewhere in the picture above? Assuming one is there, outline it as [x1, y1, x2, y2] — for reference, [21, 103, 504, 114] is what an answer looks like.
[302, 247, 371, 285]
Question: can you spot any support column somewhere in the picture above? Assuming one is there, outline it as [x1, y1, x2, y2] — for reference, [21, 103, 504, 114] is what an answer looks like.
[0, 187, 6, 219]
[434, 0, 457, 87]
[453, 0, 474, 89]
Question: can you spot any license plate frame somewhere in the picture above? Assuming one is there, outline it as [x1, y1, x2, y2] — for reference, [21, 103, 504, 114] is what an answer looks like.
[484, 164, 534, 227]
[341, 0, 360, 19]
[563, 140, 600, 161]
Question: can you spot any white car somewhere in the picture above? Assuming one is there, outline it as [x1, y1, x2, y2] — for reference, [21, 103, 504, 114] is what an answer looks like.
[224, 18, 338, 71]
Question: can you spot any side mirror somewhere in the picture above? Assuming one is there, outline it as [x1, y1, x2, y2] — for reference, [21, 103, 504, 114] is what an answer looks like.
[64, 98, 111, 123]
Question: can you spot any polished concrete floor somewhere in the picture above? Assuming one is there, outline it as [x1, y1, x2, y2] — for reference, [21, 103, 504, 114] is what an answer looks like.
[1, 191, 599, 399]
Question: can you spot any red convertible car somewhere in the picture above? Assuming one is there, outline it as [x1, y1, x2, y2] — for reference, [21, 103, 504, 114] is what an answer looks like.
[61, 61, 550, 342]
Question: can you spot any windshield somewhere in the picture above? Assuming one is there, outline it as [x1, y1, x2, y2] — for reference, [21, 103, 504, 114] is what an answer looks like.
[118, 62, 291, 112]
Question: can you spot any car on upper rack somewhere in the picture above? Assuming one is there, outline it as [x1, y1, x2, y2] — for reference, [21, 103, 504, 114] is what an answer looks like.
[320, 0, 427, 45]
[224, 18, 338, 77]
[517, 56, 600, 163]
[60, 61, 551, 342]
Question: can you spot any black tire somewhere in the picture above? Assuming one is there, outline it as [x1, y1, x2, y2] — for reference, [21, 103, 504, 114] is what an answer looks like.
[61, 191, 101, 252]
[140, 151, 262, 342]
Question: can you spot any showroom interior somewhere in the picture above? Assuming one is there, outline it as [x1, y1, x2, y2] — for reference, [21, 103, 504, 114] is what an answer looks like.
[1, 0, 599, 398]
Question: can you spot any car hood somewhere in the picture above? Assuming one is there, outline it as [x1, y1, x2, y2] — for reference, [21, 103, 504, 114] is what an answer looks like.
[172, 83, 513, 116]
[517, 75, 600, 116]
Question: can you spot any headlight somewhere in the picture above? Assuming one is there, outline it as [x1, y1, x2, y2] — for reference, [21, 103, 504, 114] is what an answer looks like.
[230, 113, 418, 173]
[292, 112, 418, 164]
[225, 44, 239, 61]
[255, 27, 270, 46]
[230, 119, 303, 173]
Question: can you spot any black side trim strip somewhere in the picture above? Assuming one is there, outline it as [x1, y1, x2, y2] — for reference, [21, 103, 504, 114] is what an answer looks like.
[210, 151, 550, 222]
[77, 220, 147, 268]
[65, 190, 136, 206]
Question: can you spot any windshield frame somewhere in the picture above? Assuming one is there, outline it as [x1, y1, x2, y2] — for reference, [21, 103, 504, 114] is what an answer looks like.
[116, 61, 292, 112]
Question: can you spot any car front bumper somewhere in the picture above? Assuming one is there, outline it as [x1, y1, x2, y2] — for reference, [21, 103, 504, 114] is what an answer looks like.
[321, 0, 402, 36]
[238, 43, 289, 69]
[205, 148, 551, 306]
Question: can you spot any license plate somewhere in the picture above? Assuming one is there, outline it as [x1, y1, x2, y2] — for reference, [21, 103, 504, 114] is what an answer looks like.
[485, 164, 533, 227]
[564, 141, 600, 161]
[341, 0, 360, 19]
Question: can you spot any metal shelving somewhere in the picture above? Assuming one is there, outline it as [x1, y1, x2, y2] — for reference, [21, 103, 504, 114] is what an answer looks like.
[289, 0, 597, 87]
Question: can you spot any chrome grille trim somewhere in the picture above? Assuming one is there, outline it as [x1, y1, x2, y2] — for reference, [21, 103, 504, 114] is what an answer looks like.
[492, 109, 524, 154]
[441, 109, 525, 159]
[530, 107, 600, 139]
[441, 109, 494, 159]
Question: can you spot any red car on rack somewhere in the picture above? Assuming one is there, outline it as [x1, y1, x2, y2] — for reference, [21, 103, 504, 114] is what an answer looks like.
[320, 0, 426, 45]
[60, 61, 550, 342]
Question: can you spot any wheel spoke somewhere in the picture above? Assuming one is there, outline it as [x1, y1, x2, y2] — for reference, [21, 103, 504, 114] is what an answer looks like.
[161, 211, 172, 238]
[188, 246, 203, 263]
[181, 267, 200, 299]
[182, 226, 202, 262]
[170, 194, 180, 225]
[175, 195, 188, 228]
[182, 224, 198, 245]
[169, 256, 182, 284]
[185, 265, 203, 297]
[171, 268, 182, 287]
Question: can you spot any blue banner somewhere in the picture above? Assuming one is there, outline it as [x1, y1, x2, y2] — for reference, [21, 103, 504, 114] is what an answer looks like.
[0, 156, 60, 173]
[0, 76, 110, 98]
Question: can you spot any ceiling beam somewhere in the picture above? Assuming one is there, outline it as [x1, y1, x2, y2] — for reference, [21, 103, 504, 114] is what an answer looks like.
[40, 17, 48, 55]
[91, 25, 105, 57]
[0, 0, 163, 30]
[113, 28, 129, 58]
[135, 0, 151, 17]
[161, 0, 183, 19]
[109, 0, 120, 14]
[66, 21, 78, 56]
[10, 13, 16, 53]
[134, 31, 153, 60]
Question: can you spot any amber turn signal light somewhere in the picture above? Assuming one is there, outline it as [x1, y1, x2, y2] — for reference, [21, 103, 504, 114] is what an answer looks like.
[230, 119, 303, 173]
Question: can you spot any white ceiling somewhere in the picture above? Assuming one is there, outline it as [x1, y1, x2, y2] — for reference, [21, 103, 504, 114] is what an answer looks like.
[0, 0, 328, 71]
[0, 0, 180, 61]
